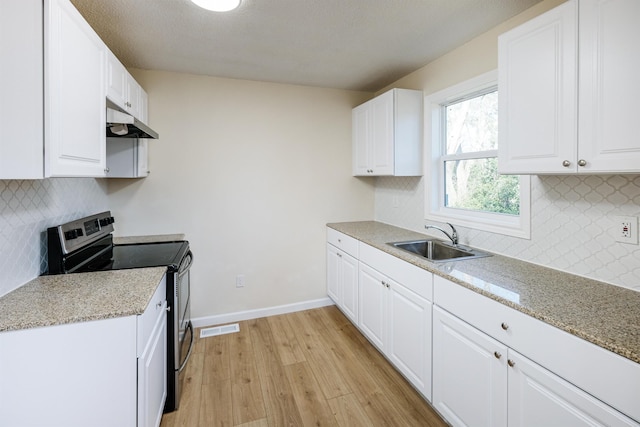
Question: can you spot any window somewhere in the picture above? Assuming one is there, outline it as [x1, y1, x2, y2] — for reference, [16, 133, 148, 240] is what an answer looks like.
[425, 70, 530, 239]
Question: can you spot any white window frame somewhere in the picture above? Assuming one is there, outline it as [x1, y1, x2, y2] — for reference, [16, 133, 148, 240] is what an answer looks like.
[424, 70, 531, 239]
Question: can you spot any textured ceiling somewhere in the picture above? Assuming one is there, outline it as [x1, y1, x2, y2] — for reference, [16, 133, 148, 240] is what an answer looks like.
[70, 0, 542, 92]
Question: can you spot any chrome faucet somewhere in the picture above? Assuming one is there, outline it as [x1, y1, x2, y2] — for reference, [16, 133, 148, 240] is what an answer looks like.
[425, 223, 458, 246]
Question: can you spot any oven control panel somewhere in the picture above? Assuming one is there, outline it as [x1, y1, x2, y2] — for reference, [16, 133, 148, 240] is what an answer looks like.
[51, 211, 115, 254]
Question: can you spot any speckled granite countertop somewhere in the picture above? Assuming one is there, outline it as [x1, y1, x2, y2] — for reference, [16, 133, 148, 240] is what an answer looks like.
[328, 221, 640, 365]
[0, 267, 167, 333]
[113, 233, 186, 245]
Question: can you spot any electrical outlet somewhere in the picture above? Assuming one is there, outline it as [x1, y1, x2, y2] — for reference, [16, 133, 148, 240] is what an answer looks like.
[236, 274, 245, 288]
[614, 216, 638, 244]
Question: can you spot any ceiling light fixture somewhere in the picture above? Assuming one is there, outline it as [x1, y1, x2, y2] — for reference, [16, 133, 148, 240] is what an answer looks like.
[190, 0, 241, 12]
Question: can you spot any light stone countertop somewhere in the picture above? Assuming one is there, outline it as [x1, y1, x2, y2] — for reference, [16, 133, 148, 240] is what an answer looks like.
[0, 267, 167, 333]
[328, 221, 640, 365]
[113, 233, 186, 245]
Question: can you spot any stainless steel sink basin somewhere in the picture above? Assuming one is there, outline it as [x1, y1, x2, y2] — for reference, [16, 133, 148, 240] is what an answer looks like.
[388, 239, 491, 262]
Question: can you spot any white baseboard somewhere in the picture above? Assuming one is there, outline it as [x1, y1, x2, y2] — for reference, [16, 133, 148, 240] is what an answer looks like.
[191, 297, 335, 328]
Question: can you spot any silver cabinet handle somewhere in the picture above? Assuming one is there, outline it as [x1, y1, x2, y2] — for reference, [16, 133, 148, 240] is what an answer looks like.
[501, 322, 509, 331]
[337, 253, 342, 258]
[508, 359, 516, 367]
[562, 160, 571, 167]
[578, 159, 587, 167]
[494, 351, 502, 359]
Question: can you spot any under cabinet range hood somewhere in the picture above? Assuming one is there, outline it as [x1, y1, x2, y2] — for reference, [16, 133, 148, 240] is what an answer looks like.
[106, 107, 159, 139]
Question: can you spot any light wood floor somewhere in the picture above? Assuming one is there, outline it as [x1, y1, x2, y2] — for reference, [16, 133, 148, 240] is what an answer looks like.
[160, 305, 448, 427]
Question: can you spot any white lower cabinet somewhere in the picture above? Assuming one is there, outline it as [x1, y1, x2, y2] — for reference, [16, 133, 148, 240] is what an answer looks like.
[432, 306, 507, 427]
[385, 271, 432, 398]
[358, 243, 433, 400]
[138, 294, 168, 427]
[327, 243, 359, 324]
[0, 276, 167, 427]
[433, 275, 640, 427]
[508, 349, 638, 427]
[358, 262, 388, 350]
[326, 229, 359, 324]
[326, 227, 640, 425]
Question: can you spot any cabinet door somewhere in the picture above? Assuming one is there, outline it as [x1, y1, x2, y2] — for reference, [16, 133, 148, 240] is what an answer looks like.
[106, 49, 128, 110]
[370, 90, 394, 175]
[327, 242, 358, 324]
[139, 88, 149, 124]
[387, 282, 432, 400]
[432, 307, 508, 427]
[578, 0, 640, 173]
[498, 0, 578, 174]
[508, 350, 639, 427]
[352, 102, 371, 175]
[126, 73, 142, 119]
[327, 244, 340, 303]
[138, 305, 167, 427]
[358, 263, 386, 351]
[45, 0, 106, 177]
[340, 251, 359, 325]
[137, 139, 150, 177]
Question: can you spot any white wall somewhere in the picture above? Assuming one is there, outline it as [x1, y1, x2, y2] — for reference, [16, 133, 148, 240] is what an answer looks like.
[374, 0, 640, 292]
[107, 71, 374, 319]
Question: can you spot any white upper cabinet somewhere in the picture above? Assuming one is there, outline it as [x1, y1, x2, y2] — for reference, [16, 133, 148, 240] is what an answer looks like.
[106, 50, 128, 110]
[352, 88, 423, 176]
[0, 0, 44, 179]
[106, 49, 148, 123]
[45, 0, 106, 177]
[498, 0, 640, 174]
[0, 0, 107, 178]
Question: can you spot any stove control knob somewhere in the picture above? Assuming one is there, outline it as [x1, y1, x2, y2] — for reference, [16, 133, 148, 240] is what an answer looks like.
[64, 228, 84, 240]
[100, 216, 115, 227]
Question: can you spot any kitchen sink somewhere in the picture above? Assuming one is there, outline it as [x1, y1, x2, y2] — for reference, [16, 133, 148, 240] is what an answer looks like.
[388, 239, 491, 262]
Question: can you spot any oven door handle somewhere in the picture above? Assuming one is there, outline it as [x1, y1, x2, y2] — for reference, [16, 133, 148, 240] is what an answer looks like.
[179, 251, 193, 276]
[178, 321, 194, 373]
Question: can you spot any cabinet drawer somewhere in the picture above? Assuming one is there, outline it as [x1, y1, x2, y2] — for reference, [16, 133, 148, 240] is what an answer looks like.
[137, 275, 167, 357]
[327, 228, 359, 258]
[434, 275, 640, 422]
[360, 243, 432, 301]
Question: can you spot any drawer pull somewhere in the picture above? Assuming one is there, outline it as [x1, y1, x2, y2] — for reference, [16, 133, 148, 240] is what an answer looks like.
[501, 322, 509, 331]
[494, 351, 502, 359]
[508, 359, 516, 368]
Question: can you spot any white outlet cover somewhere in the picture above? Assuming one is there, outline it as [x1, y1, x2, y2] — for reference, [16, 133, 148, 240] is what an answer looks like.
[614, 215, 638, 244]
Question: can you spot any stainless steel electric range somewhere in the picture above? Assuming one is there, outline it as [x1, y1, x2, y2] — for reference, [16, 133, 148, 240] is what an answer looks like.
[46, 211, 193, 413]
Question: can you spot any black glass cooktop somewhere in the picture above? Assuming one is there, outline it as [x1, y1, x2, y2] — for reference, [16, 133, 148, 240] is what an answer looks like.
[77, 241, 189, 273]
[110, 242, 188, 270]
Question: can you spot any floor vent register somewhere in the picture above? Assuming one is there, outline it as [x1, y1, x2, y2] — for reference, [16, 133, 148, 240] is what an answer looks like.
[200, 323, 240, 338]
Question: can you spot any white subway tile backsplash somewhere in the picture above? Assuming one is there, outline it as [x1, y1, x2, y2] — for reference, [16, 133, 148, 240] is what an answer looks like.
[375, 175, 640, 291]
[0, 178, 108, 297]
